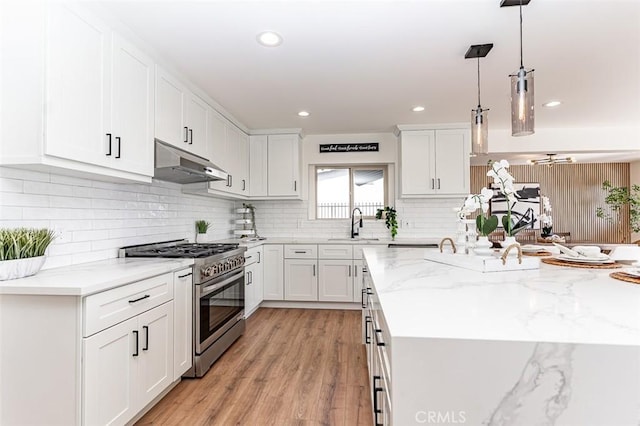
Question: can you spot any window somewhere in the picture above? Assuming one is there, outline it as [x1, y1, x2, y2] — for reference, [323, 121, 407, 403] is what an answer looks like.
[315, 165, 387, 219]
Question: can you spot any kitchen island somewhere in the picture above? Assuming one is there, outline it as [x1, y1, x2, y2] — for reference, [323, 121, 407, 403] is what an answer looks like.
[362, 247, 640, 425]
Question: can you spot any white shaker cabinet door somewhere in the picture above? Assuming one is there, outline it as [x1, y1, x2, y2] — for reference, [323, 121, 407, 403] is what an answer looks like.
[137, 302, 174, 409]
[267, 134, 300, 196]
[263, 245, 284, 300]
[173, 269, 193, 380]
[185, 92, 209, 158]
[83, 316, 138, 426]
[318, 259, 354, 302]
[46, 4, 110, 166]
[433, 128, 469, 195]
[399, 130, 435, 195]
[155, 66, 187, 148]
[110, 33, 154, 176]
[284, 259, 318, 301]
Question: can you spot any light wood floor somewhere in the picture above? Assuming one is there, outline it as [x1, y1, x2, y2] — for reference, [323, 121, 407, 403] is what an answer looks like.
[137, 308, 372, 426]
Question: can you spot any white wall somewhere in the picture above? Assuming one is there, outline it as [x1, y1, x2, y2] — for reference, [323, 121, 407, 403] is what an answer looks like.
[0, 167, 235, 269]
[488, 126, 640, 154]
[631, 160, 640, 243]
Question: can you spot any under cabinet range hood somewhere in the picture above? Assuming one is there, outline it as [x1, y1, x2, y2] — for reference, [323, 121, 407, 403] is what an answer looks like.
[154, 141, 227, 184]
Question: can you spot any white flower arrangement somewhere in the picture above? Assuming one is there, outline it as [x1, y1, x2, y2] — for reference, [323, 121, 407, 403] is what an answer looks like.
[455, 187, 498, 236]
[486, 159, 527, 237]
[540, 196, 553, 227]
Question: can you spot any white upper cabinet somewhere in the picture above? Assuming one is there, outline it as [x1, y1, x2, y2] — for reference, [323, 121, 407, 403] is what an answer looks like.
[109, 34, 154, 176]
[249, 133, 301, 199]
[399, 126, 470, 197]
[249, 135, 268, 197]
[0, 2, 154, 182]
[46, 4, 111, 167]
[155, 67, 187, 148]
[155, 66, 209, 159]
[207, 108, 228, 168]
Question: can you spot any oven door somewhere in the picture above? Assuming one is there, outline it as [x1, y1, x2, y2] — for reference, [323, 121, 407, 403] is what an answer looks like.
[195, 269, 245, 354]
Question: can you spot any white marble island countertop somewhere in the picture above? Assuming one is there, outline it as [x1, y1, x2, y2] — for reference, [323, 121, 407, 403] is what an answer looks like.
[363, 247, 640, 347]
[0, 258, 194, 296]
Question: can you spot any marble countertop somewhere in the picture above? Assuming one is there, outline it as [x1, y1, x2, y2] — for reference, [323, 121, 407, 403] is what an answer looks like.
[0, 258, 194, 296]
[363, 247, 640, 347]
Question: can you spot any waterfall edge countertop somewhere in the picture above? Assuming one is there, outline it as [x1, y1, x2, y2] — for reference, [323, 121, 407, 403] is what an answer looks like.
[0, 258, 194, 296]
[363, 247, 640, 347]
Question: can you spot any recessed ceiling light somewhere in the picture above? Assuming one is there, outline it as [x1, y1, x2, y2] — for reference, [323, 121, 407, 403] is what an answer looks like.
[543, 100, 562, 108]
[412, 106, 425, 112]
[257, 31, 282, 47]
[298, 111, 310, 117]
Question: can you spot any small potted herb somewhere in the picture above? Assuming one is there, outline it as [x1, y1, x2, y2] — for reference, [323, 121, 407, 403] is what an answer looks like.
[0, 228, 56, 280]
[195, 220, 211, 243]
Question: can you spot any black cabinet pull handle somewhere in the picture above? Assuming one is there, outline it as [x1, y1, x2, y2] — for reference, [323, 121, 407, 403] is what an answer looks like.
[294, 250, 307, 254]
[184, 126, 189, 143]
[437, 178, 441, 189]
[242, 179, 246, 191]
[348, 265, 352, 277]
[257, 252, 261, 263]
[142, 325, 149, 351]
[115, 136, 121, 159]
[178, 272, 193, 279]
[106, 133, 112, 156]
[294, 180, 297, 191]
[373, 376, 383, 425]
[128, 294, 150, 304]
[365, 315, 372, 344]
[189, 128, 193, 144]
[375, 328, 385, 346]
[361, 288, 367, 308]
[313, 264, 316, 276]
[132, 330, 139, 357]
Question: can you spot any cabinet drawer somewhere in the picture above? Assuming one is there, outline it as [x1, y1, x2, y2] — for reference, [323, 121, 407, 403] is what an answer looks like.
[83, 273, 174, 337]
[318, 244, 354, 259]
[284, 244, 317, 259]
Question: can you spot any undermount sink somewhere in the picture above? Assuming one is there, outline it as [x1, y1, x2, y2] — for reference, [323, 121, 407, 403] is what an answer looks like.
[327, 238, 380, 241]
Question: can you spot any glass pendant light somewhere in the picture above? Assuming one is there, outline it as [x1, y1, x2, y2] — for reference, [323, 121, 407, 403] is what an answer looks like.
[503, 0, 534, 136]
[465, 44, 493, 156]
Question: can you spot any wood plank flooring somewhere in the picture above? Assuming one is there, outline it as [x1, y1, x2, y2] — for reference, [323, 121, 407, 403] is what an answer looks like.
[136, 308, 372, 426]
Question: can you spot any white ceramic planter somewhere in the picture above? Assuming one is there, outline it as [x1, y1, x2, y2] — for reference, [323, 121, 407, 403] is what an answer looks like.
[0, 256, 46, 281]
[474, 236, 494, 257]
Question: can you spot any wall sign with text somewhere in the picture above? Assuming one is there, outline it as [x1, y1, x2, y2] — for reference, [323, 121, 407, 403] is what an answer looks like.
[319, 143, 379, 153]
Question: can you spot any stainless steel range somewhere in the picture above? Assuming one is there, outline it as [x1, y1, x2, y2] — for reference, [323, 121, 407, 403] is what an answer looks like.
[120, 239, 247, 377]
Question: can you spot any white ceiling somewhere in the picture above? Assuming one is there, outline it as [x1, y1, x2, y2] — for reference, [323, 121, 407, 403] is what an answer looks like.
[96, 1, 640, 148]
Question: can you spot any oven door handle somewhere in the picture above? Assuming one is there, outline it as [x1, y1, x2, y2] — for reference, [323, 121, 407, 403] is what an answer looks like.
[199, 270, 244, 297]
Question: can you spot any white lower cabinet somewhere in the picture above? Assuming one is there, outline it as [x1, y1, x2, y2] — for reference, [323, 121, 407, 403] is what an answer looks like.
[284, 259, 318, 301]
[83, 301, 174, 426]
[318, 260, 353, 302]
[263, 244, 284, 300]
[245, 246, 264, 316]
[173, 268, 193, 380]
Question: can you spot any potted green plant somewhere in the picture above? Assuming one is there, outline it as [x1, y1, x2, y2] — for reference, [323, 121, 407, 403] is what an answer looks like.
[195, 220, 211, 243]
[375, 206, 398, 240]
[596, 180, 640, 243]
[0, 228, 56, 280]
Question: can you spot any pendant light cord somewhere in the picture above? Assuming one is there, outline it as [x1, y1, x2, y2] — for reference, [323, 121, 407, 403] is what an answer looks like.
[519, 0, 524, 68]
[477, 56, 481, 107]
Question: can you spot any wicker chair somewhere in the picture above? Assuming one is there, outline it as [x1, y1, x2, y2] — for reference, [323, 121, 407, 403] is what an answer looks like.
[488, 230, 505, 247]
[516, 229, 536, 244]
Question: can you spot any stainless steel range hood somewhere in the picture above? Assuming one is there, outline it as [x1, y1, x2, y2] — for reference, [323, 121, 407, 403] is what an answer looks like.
[154, 141, 227, 184]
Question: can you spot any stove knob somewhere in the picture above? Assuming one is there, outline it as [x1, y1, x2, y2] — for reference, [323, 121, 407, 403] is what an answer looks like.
[212, 264, 219, 275]
[203, 267, 212, 277]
